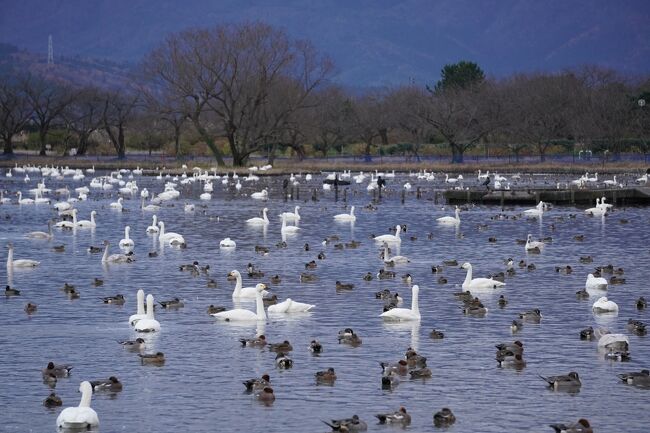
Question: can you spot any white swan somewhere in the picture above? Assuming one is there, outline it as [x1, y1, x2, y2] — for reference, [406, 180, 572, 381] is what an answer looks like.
[374, 225, 401, 244]
[26, 221, 53, 240]
[599, 196, 613, 210]
[598, 333, 629, 350]
[200, 192, 212, 201]
[281, 214, 300, 234]
[220, 237, 236, 248]
[585, 273, 608, 290]
[109, 197, 123, 210]
[585, 198, 607, 216]
[146, 215, 159, 233]
[603, 176, 617, 186]
[55, 209, 77, 229]
[334, 206, 356, 222]
[592, 296, 618, 313]
[267, 298, 315, 313]
[212, 283, 267, 321]
[382, 242, 409, 264]
[76, 210, 97, 228]
[523, 201, 544, 218]
[0, 190, 10, 204]
[279, 206, 300, 222]
[6, 242, 40, 268]
[380, 284, 420, 321]
[247, 208, 269, 225]
[251, 189, 268, 200]
[141, 196, 160, 211]
[16, 191, 34, 205]
[525, 234, 545, 251]
[229, 270, 269, 299]
[461, 262, 505, 290]
[135, 294, 161, 332]
[158, 221, 185, 245]
[119, 226, 134, 249]
[101, 240, 131, 263]
[56, 381, 99, 430]
[437, 206, 460, 225]
[129, 289, 146, 326]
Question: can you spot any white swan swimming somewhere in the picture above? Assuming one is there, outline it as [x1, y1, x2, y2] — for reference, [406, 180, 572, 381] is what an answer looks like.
[6, 242, 40, 268]
[146, 215, 159, 233]
[603, 176, 617, 186]
[229, 270, 269, 299]
[129, 289, 146, 326]
[119, 226, 134, 249]
[585, 273, 608, 290]
[279, 206, 300, 222]
[251, 189, 268, 200]
[585, 198, 607, 216]
[592, 296, 618, 313]
[247, 208, 269, 225]
[380, 284, 421, 321]
[199, 192, 212, 201]
[141, 196, 160, 211]
[220, 237, 236, 248]
[55, 209, 77, 229]
[281, 214, 300, 234]
[109, 197, 123, 211]
[212, 283, 267, 321]
[437, 206, 460, 225]
[382, 242, 409, 264]
[76, 211, 96, 228]
[135, 294, 161, 332]
[461, 262, 505, 290]
[56, 381, 99, 430]
[26, 221, 53, 240]
[523, 201, 544, 218]
[267, 298, 315, 313]
[16, 191, 34, 205]
[374, 225, 401, 244]
[599, 196, 613, 210]
[334, 206, 356, 222]
[158, 221, 185, 245]
[525, 234, 545, 251]
[101, 240, 131, 264]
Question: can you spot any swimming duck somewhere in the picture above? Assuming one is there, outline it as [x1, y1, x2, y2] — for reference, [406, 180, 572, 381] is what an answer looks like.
[90, 376, 123, 392]
[315, 367, 337, 384]
[300, 273, 317, 282]
[323, 415, 367, 432]
[496, 353, 526, 368]
[24, 303, 37, 314]
[239, 335, 267, 348]
[179, 261, 200, 272]
[305, 260, 317, 269]
[376, 407, 411, 426]
[627, 319, 647, 336]
[377, 269, 396, 280]
[263, 294, 278, 307]
[346, 240, 361, 249]
[270, 275, 282, 284]
[548, 418, 593, 433]
[409, 368, 432, 379]
[102, 294, 125, 305]
[579, 256, 593, 263]
[498, 295, 508, 308]
[576, 289, 589, 299]
[338, 328, 362, 346]
[92, 278, 104, 287]
[43, 392, 63, 408]
[526, 263, 536, 271]
[275, 352, 293, 369]
[363, 272, 373, 281]
[317, 252, 326, 259]
[404, 347, 427, 368]
[118, 338, 145, 351]
[255, 245, 270, 255]
[269, 340, 293, 353]
[430, 329, 445, 339]
[243, 374, 270, 392]
[431, 265, 443, 273]
[433, 408, 456, 427]
[519, 309, 542, 323]
[42, 362, 72, 378]
[511, 320, 523, 333]
[637, 296, 647, 310]
[609, 276, 626, 285]
[309, 340, 323, 353]
[555, 265, 572, 274]
[159, 297, 184, 309]
[206, 279, 218, 288]
[139, 352, 165, 365]
[539, 371, 581, 390]
[580, 327, 595, 340]
[336, 281, 355, 291]
[5, 285, 20, 297]
[247, 263, 265, 278]
[462, 303, 488, 316]
[380, 360, 409, 376]
[617, 369, 650, 386]
[52, 245, 65, 252]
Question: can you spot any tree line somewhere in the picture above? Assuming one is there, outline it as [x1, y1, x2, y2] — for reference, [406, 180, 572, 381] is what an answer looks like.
[1, 22, 648, 165]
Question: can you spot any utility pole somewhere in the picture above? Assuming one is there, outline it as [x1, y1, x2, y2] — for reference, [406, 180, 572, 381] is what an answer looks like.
[47, 35, 54, 66]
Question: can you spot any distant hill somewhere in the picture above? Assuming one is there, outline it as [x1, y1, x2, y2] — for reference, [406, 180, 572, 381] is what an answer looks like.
[0, 0, 648, 86]
[0, 43, 132, 88]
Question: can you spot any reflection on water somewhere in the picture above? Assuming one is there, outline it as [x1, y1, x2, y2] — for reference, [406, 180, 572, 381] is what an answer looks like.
[1, 170, 649, 432]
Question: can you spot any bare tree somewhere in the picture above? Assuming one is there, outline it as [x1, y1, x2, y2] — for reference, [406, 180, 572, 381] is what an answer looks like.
[0, 78, 32, 155]
[142, 22, 333, 166]
[100, 89, 139, 159]
[303, 86, 350, 157]
[347, 92, 392, 161]
[62, 87, 103, 156]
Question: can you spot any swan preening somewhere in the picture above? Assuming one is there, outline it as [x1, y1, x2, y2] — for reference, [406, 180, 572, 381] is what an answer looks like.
[267, 298, 315, 313]
[380, 285, 420, 321]
[586, 273, 608, 290]
[135, 294, 161, 332]
[247, 208, 269, 225]
[333, 206, 356, 222]
[437, 206, 460, 225]
[461, 262, 505, 290]
[129, 289, 146, 326]
[6, 242, 40, 268]
[220, 237, 236, 248]
[212, 283, 268, 321]
[56, 381, 99, 430]
[229, 270, 269, 299]
[592, 296, 619, 313]
[374, 225, 402, 244]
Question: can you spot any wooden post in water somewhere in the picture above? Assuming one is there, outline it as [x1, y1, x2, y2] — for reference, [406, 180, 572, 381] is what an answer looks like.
[500, 190, 505, 211]
[571, 189, 575, 205]
[401, 189, 405, 204]
[343, 189, 347, 202]
[466, 189, 471, 204]
[416, 187, 421, 199]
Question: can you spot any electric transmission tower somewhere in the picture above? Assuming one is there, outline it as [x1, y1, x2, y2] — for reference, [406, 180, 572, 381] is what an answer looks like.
[48, 35, 54, 66]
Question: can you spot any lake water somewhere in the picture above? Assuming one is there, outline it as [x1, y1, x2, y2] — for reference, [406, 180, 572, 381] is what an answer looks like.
[1, 169, 649, 432]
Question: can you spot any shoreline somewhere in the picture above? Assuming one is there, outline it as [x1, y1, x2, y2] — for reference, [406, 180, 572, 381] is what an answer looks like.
[0, 153, 648, 176]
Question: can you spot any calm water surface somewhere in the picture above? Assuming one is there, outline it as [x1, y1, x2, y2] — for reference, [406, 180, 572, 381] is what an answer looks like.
[1, 170, 649, 432]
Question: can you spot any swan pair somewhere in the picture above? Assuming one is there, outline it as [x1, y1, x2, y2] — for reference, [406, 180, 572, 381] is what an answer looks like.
[380, 285, 420, 321]
[585, 198, 607, 216]
[56, 381, 99, 430]
[129, 289, 147, 325]
[333, 206, 356, 222]
[212, 283, 268, 321]
[229, 270, 270, 299]
[437, 207, 460, 225]
[6, 243, 40, 268]
[461, 262, 505, 290]
[135, 294, 161, 332]
[374, 225, 402, 244]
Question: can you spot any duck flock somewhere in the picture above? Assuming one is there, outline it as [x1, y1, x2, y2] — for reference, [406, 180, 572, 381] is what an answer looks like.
[1, 164, 650, 432]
